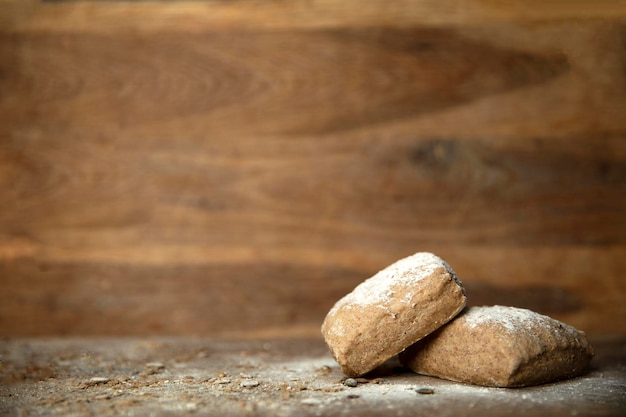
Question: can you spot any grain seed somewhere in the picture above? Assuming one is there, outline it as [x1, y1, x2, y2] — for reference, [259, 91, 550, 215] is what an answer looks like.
[416, 387, 434, 395]
[88, 377, 110, 384]
[343, 378, 358, 387]
[240, 380, 260, 388]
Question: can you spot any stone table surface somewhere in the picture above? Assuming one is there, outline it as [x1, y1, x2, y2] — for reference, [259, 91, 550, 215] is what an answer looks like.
[1, 335, 624, 416]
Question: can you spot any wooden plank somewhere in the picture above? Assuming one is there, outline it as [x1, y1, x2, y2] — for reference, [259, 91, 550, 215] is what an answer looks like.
[1, 27, 625, 247]
[1, 247, 624, 336]
[2, 131, 625, 248]
[3, 0, 626, 33]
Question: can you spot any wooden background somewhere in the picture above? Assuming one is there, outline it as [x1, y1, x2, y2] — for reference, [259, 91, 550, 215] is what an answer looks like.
[1, 0, 625, 337]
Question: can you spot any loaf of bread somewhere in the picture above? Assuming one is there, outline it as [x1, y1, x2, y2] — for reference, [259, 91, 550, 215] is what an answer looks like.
[399, 305, 594, 387]
[321, 252, 466, 377]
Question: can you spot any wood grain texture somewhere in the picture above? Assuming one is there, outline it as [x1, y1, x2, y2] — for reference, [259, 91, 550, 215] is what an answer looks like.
[1, 0, 625, 336]
[4, 0, 626, 32]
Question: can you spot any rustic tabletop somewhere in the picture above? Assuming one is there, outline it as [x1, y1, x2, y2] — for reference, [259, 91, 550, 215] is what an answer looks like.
[1, 335, 624, 416]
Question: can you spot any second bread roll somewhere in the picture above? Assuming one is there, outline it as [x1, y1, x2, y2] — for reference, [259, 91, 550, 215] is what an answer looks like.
[400, 305, 594, 387]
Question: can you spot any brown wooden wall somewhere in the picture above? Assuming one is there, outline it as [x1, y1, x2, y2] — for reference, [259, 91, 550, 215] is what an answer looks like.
[1, 0, 625, 337]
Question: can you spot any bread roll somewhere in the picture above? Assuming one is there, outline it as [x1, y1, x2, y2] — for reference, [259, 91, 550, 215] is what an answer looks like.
[400, 305, 594, 387]
[322, 252, 466, 377]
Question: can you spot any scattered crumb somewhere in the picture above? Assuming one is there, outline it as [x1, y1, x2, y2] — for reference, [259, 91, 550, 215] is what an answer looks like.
[215, 378, 231, 384]
[416, 387, 435, 394]
[239, 380, 260, 388]
[343, 378, 358, 387]
[88, 377, 110, 384]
